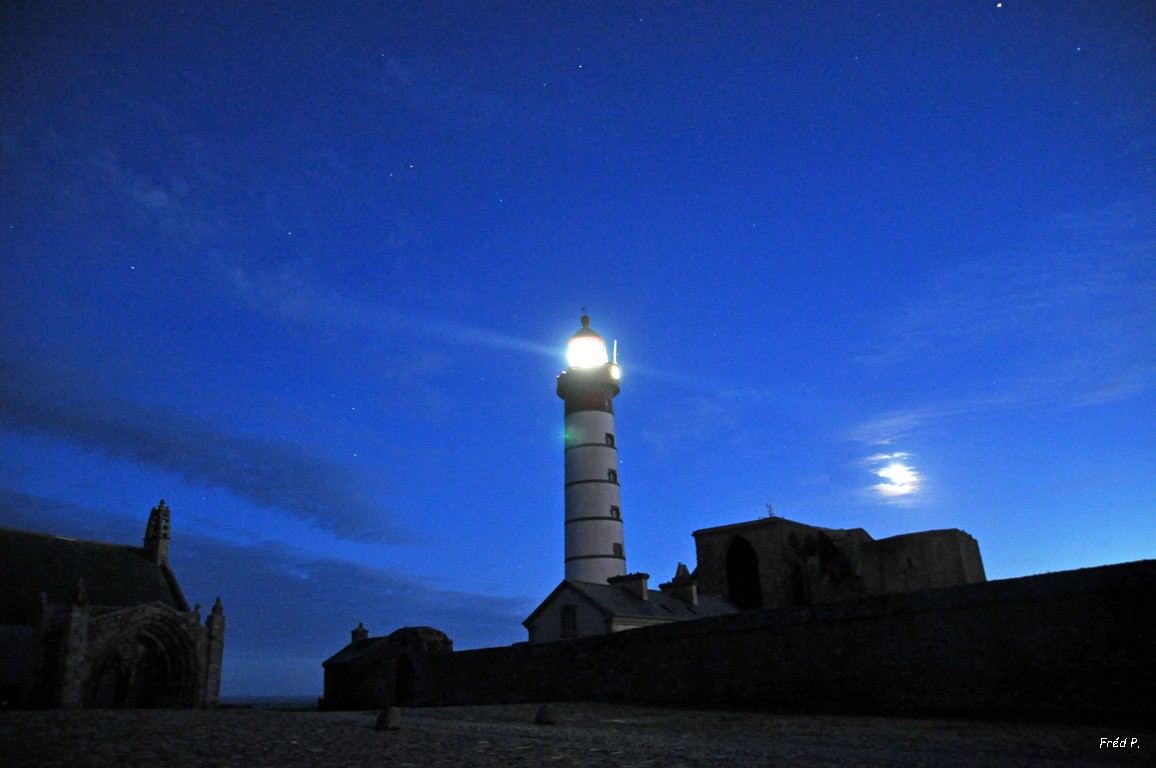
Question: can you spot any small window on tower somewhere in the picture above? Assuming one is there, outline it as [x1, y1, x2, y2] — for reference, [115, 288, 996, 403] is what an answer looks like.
[560, 605, 577, 638]
[607, 469, 618, 484]
[605, 433, 615, 448]
[612, 543, 624, 557]
[610, 505, 620, 519]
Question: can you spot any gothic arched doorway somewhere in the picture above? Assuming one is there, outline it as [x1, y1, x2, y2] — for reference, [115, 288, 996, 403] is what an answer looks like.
[726, 536, 763, 609]
[90, 613, 197, 708]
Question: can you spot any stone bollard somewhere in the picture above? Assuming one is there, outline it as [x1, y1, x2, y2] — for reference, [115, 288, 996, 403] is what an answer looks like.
[534, 704, 558, 725]
[375, 706, 401, 731]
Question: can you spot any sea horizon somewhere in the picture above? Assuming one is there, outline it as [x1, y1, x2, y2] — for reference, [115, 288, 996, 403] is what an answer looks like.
[220, 694, 319, 710]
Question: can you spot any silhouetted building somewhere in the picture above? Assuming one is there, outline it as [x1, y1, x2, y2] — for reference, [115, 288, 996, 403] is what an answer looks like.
[321, 625, 452, 709]
[0, 500, 224, 708]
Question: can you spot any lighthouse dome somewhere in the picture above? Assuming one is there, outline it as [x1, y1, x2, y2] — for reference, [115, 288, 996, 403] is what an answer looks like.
[567, 315, 609, 368]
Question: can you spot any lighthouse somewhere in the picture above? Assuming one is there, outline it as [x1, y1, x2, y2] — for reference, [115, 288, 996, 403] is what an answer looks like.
[557, 314, 626, 584]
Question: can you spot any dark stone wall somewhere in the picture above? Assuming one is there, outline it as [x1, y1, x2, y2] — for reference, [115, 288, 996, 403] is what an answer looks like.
[420, 560, 1153, 723]
[859, 529, 987, 594]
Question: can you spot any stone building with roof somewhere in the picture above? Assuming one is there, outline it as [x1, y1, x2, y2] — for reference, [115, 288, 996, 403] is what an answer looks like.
[522, 569, 738, 643]
[0, 500, 225, 708]
[321, 625, 452, 710]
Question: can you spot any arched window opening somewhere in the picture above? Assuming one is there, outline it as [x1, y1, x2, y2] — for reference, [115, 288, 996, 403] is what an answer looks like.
[726, 537, 763, 610]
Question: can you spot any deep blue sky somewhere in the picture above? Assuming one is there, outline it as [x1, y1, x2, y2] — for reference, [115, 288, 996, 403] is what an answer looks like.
[2, 1, 1153, 696]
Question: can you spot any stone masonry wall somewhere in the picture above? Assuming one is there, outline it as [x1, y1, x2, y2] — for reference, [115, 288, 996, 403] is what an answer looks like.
[424, 560, 1153, 723]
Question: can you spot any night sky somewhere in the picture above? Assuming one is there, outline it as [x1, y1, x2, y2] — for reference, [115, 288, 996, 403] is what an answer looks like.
[2, 2, 1153, 696]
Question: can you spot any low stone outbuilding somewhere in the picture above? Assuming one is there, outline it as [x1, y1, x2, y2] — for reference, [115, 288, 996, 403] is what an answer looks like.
[320, 625, 452, 710]
[523, 571, 738, 643]
[0, 500, 224, 708]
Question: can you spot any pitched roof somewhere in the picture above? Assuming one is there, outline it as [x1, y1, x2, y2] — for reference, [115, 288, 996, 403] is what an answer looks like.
[322, 636, 388, 667]
[525, 579, 738, 626]
[0, 526, 188, 626]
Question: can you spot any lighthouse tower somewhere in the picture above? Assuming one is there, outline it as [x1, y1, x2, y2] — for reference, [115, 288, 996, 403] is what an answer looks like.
[557, 314, 626, 584]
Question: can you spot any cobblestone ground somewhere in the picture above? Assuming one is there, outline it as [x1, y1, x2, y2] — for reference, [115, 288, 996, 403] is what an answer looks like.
[1, 704, 1149, 768]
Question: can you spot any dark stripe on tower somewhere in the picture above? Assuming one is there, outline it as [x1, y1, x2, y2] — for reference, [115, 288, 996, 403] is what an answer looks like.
[564, 478, 618, 488]
[564, 392, 615, 416]
[564, 442, 618, 453]
[564, 553, 627, 562]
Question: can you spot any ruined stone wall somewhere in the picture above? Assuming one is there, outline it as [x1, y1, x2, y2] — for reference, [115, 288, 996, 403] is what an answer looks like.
[423, 560, 1153, 723]
[858, 529, 985, 595]
[692, 518, 816, 607]
[201, 600, 226, 707]
[693, 518, 889, 609]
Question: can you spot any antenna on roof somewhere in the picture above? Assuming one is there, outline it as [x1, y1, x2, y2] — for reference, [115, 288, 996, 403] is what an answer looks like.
[612, 339, 618, 363]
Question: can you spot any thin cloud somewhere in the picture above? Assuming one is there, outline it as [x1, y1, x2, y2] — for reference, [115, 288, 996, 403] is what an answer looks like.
[856, 201, 1156, 410]
[0, 353, 405, 544]
[10, 102, 577, 370]
[86, 134, 234, 256]
[228, 261, 557, 358]
[368, 47, 589, 146]
[846, 361, 1155, 449]
[845, 394, 1019, 446]
[0, 489, 95, 532]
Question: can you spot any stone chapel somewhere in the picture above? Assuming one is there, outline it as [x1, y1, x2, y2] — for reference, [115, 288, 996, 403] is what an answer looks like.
[0, 500, 224, 708]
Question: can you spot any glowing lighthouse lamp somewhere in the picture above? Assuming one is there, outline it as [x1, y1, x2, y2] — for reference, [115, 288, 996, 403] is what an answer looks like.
[557, 315, 626, 584]
[566, 320, 620, 377]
